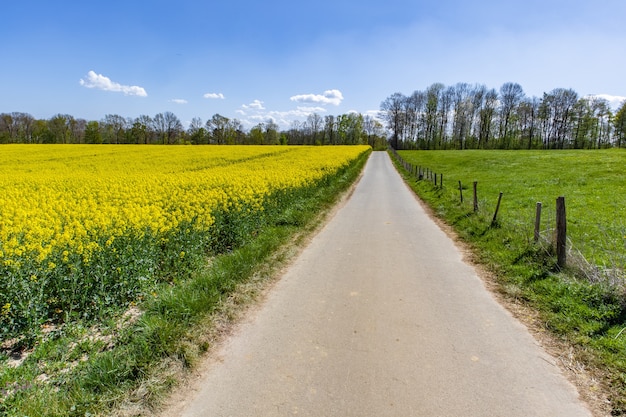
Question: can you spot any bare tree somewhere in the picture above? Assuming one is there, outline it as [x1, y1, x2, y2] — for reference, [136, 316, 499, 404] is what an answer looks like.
[539, 88, 578, 148]
[306, 113, 324, 144]
[380, 93, 406, 149]
[103, 114, 127, 144]
[518, 97, 540, 149]
[499, 82, 525, 147]
[154, 112, 183, 144]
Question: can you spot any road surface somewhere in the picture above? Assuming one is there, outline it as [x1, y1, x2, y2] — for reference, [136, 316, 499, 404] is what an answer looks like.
[163, 151, 592, 417]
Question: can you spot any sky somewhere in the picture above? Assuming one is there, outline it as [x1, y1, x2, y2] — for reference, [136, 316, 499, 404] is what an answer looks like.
[1, 0, 625, 129]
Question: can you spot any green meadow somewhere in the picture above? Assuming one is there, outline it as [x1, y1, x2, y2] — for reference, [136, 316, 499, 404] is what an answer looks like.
[398, 149, 626, 269]
[396, 149, 626, 414]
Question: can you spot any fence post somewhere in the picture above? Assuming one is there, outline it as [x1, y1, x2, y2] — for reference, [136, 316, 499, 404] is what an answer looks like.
[491, 192, 503, 226]
[556, 196, 566, 269]
[473, 181, 478, 212]
[434, 173, 437, 186]
[534, 202, 542, 242]
[440, 174, 443, 188]
[458, 181, 463, 203]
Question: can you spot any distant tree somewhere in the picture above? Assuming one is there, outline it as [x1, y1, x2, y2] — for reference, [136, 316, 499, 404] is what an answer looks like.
[264, 119, 280, 144]
[70, 118, 86, 144]
[48, 114, 74, 143]
[249, 123, 264, 145]
[590, 97, 611, 148]
[613, 101, 626, 148]
[134, 115, 154, 144]
[206, 114, 230, 144]
[324, 115, 336, 145]
[363, 115, 387, 149]
[424, 83, 444, 148]
[518, 97, 539, 149]
[285, 120, 305, 145]
[31, 119, 49, 143]
[154, 112, 183, 144]
[187, 117, 207, 144]
[102, 114, 127, 144]
[380, 92, 406, 149]
[84, 121, 102, 144]
[6, 112, 36, 143]
[437, 86, 454, 148]
[0, 113, 14, 143]
[476, 88, 498, 148]
[499, 82, 524, 147]
[540, 88, 578, 148]
[403, 90, 425, 146]
[450, 83, 472, 149]
[306, 113, 324, 144]
[337, 113, 364, 145]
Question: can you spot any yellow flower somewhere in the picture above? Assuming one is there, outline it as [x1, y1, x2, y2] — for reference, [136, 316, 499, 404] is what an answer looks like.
[0, 145, 370, 269]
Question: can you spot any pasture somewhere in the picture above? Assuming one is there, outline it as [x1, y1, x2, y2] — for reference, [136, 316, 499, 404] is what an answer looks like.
[398, 149, 626, 270]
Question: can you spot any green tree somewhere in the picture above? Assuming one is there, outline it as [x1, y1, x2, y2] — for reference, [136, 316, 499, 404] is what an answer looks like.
[206, 114, 230, 144]
[249, 124, 264, 145]
[264, 120, 279, 144]
[84, 121, 102, 144]
[187, 117, 207, 144]
[614, 101, 626, 148]
[48, 114, 73, 143]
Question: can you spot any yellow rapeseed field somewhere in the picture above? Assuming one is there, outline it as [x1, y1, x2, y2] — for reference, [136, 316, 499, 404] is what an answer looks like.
[0, 145, 370, 335]
[0, 145, 368, 265]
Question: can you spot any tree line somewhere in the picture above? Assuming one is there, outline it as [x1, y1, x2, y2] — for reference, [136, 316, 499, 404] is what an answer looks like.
[380, 82, 626, 150]
[0, 111, 387, 148]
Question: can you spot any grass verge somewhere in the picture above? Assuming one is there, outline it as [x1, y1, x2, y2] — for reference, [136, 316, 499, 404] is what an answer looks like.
[0, 148, 371, 417]
[391, 149, 626, 415]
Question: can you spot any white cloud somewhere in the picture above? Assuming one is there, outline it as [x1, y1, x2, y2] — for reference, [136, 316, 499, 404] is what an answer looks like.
[238, 107, 330, 129]
[203, 92, 225, 99]
[290, 89, 344, 106]
[170, 98, 188, 104]
[586, 94, 626, 109]
[79, 70, 147, 97]
[242, 99, 265, 110]
[295, 106, 327, 113]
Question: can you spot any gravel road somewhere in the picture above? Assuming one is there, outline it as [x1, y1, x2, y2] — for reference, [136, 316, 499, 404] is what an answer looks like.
[163, 151, 593, 416]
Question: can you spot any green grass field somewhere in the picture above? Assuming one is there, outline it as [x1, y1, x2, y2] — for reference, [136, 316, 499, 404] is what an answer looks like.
[398, 149, 626, 270]
[395, 149, 626, 414]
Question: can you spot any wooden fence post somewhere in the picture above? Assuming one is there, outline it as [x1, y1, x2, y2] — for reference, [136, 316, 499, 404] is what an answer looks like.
[534, 202, 542, 242]
[491, 192, 503, 226]
[473, 181, 478, 212]
[458, 181, 463, 203]
[556, 196, 566, 269]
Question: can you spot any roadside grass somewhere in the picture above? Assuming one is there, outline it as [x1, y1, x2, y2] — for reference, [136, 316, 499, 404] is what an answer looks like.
[0, 149, 371, 417]
[392, 149, 626, 415]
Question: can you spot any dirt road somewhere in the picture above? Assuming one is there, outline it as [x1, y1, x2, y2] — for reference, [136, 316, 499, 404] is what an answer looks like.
[163, 151, 592, 416]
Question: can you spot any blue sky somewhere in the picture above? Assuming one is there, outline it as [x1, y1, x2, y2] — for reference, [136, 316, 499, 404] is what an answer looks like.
[1, 0, 625, 129]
